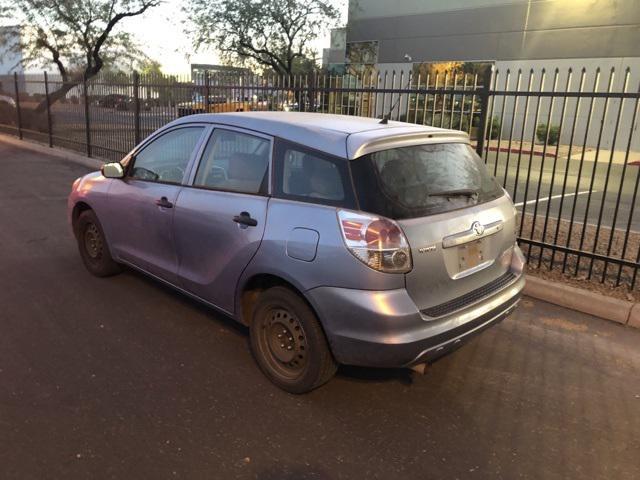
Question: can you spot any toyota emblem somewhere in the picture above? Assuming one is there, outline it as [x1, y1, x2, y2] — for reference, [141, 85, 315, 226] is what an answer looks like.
[472, 221, 485, 236]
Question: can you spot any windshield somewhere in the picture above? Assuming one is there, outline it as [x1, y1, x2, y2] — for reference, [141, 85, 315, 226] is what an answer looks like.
[350, 143, 503, 219]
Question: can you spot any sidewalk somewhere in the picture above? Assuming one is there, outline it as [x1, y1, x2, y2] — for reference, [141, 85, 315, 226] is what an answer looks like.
[486, 139, 640, 165]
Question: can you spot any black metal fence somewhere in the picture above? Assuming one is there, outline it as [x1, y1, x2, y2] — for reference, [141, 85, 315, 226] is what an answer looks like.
[1, 67, 639, 290]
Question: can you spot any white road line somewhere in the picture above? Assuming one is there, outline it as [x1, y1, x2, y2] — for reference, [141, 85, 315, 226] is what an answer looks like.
[514, 190, 595, 208]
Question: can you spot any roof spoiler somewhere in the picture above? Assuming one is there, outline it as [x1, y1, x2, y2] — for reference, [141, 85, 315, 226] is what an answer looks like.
[349, 130, 470, 159]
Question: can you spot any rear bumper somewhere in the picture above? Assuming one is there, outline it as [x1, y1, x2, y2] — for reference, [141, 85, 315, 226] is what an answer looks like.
[306, 270, 525, 368]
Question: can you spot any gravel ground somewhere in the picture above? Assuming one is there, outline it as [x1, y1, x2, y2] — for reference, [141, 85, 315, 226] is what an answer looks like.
[518, 213, 639, 301]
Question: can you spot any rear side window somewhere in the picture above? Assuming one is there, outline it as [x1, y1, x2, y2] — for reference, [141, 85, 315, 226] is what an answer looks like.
[351, 143, 503, 219]
[194, 128, 270, 194]
[273, 140, 356, 208]
[131, 127, 204, 183]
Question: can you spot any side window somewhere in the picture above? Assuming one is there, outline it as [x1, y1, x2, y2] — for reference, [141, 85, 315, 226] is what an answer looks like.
[274, 140, 355, 207]
[130, 127, 204, 183]
[283, 150, 344, 200]
[194, 129, 270, 194]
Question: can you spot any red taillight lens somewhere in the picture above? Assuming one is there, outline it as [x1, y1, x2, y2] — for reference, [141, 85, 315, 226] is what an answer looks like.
[342, 220, 364, 241]
[337, 210, 412, 273]
[365, 220, 404, 249]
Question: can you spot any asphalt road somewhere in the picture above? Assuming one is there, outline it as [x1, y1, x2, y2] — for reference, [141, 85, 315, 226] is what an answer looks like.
[486, 152, 640, 231]
[1, 142, 640, 480]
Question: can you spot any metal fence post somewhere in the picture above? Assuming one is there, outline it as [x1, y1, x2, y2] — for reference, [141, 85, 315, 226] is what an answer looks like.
[475, 66, 493, 158]
[83, 75, 92, 157]
[44, 71, 53, 147]
[309, 72, 317, 112]
[133, 71, 141, 145]
[204, 70, 210, 112]
[13, 72, 22, 139]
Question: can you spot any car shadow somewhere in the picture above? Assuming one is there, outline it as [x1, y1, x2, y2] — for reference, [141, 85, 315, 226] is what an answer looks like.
[121, 266, 249, 337]
[121, 266, 418, 387]
[337, 365, 415, 385]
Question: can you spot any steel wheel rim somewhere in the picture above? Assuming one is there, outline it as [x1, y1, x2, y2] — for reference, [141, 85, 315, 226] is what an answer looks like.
[258, 307, 308, 380]
[83, 223, 103, 260]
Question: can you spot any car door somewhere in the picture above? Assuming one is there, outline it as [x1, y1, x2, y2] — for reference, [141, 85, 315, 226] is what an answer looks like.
[173, 127, 271, 313]
[108, 125, 207, 283]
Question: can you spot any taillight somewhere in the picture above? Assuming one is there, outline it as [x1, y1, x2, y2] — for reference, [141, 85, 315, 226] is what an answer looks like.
[337, 210, 412, 273]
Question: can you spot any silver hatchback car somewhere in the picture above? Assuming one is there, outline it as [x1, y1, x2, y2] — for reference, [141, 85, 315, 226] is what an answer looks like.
[68, 112, 525, 393]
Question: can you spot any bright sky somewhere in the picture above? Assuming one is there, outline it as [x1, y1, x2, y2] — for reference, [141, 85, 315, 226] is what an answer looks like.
[135, 0, 348, 75]
[0, 0, 347, 74]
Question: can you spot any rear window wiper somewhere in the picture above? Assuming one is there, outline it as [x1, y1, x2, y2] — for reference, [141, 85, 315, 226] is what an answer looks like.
[427, 188, 479, 198]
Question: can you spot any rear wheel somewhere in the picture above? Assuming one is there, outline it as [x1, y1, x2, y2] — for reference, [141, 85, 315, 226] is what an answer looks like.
[250, 286, 337, 394]
[76, 210, 121, 277]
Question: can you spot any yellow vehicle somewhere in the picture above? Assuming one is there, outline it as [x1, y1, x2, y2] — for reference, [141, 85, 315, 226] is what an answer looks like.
[177, 95, 252, 117]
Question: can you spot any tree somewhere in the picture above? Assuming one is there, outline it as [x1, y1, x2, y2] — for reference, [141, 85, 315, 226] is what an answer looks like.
[185, 0, 340, 77]
[0, 0, 160, 111]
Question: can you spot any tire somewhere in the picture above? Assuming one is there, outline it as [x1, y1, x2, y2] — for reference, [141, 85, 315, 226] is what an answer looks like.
[250, 286, 337, 394]
[75, 210, 122, 277]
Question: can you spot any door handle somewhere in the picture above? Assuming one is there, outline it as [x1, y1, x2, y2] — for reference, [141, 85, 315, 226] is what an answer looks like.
[233, 211, 258, 227]
[155, 196, 173, 209]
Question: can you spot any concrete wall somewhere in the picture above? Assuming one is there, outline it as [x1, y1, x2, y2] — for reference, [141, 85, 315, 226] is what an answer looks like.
[347, 0, 640, 63]
[338, 58, 639, 152]
[345, 0, 640, 151]
[349, 0, 527, 20]
[491, 57, 640, 152]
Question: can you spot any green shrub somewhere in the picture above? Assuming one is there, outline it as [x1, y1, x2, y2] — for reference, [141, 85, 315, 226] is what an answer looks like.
[536, 123, 560, 146]
[488, 116, 501, 140]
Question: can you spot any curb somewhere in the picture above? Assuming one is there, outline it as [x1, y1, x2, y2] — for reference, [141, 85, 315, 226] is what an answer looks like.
[487, 145, 640, 165]
[524, 275, 637, 328]
[0, 134, 103, 170]
[487, 146, 556, 158]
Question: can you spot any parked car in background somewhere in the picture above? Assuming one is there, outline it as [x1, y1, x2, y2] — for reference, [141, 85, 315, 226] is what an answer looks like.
[68, 112, 525, 393]
[177, 94, 252, 117]
[96, 94, 129, 108]
[0, 93, 16, 125]
[96, 94, 151, 111]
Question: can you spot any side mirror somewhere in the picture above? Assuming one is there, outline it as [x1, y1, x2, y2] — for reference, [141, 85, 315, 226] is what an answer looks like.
[101, 162, 125, 179]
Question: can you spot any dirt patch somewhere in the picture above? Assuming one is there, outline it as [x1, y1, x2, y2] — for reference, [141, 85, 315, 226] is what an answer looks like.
[525, 263, 637, 302]
[518, 212, 639, 301]
[539, 316, 589, 332]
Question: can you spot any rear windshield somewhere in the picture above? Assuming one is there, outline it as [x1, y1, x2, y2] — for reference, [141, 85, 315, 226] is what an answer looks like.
[350, 143, 503, 220]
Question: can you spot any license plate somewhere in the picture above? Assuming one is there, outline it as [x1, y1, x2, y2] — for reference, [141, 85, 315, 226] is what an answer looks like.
[458, 240, 484, 270]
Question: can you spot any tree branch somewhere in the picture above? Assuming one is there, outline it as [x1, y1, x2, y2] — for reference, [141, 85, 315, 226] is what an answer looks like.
[90, 1, 159, 77]
[35, 28, 68, 82]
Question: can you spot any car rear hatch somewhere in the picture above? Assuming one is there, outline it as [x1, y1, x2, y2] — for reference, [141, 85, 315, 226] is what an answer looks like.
[350, 141, 517, 315]
[398, 195, 517, 315]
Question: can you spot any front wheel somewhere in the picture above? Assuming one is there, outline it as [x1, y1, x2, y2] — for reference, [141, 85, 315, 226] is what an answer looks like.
[250, 286, 337, 394]
[75, 210, 122, 277]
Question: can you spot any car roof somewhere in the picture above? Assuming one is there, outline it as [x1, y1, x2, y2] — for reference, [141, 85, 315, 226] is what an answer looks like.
[168, 112, 469, 159]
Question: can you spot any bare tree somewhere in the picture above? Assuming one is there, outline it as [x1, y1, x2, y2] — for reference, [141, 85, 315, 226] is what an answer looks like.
[0, 0, 160, 111]
[185, 0, 340, 76]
